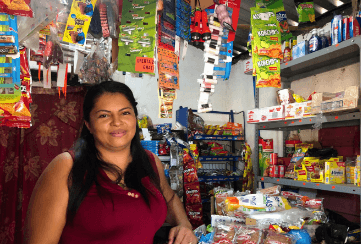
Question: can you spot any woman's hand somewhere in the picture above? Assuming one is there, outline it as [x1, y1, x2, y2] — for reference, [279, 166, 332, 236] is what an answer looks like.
[168, 225, 198, 244]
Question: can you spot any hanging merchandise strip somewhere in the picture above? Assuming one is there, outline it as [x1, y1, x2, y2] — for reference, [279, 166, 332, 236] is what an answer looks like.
[158, 87, 176, 118]
[118, 0, 157, 74]
[197, 8, 234, 113]
[176, 0, 191, 41]
[251, 7, 281, 88]
[0, 46, 32, 128]
[0, 14, 21, 104]
[255, 0, 292, 42]
[158, 47, 179, 89]
[158, 15, 175, 51]
[63, 0, 98, 46]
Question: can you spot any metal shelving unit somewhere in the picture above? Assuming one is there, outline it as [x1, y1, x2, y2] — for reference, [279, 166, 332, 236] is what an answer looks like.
[176, 107, 245, 182]
[193, 135, 244, 141]
[253, 36, 361, 225]
[199, 156, 242, 161]
[199, 175, 242, 182]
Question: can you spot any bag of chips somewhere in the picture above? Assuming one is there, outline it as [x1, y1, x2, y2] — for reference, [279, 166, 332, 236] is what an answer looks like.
[186, 204, 203, 227]
[184, 182, 201, 205]
[183, 160, 199, 183]
[0, 0, 33, 17]
[294, 0, 316, 25]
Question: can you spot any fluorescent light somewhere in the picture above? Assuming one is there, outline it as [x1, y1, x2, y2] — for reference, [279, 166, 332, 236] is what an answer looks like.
[288, 19, 298, 26]
[314, 4, 328, 14]
[328, 0, 344, 7]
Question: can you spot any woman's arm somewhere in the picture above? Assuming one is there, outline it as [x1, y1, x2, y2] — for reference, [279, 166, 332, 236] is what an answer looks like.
[153, 154, 197, 244]
[24, 152, 73, 244]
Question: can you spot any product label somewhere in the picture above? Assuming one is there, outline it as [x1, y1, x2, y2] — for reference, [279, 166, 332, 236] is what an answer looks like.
[309, 37, 318, 52]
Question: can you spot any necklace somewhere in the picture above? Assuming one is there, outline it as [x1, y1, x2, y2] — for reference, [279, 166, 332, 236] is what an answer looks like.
[118, 181, 127, 189]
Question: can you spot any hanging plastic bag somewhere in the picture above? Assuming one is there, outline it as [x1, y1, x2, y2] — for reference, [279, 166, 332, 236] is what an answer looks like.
[78, 42, 111, 84]
[43, 27, 64, 69]
[294, 0, 315, 25]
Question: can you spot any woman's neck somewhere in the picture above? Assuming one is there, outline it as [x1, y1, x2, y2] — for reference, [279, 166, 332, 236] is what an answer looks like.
[96, 146, 133, 170]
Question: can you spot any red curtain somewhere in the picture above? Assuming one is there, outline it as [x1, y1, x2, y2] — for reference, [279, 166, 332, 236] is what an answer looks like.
[0, 86, 86, 244]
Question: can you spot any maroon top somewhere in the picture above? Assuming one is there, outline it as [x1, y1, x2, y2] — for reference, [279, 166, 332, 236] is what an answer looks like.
[59, 150, 167, 244]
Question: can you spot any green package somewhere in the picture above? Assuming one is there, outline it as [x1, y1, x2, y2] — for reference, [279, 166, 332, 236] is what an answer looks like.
[259, 142, 272, 177]
[294, 1, 315, 23]
[254, 23, 282, 59]
[254, 54, 281, 88]
[118, 0, 157, 74]
[255, 0, 293, 41]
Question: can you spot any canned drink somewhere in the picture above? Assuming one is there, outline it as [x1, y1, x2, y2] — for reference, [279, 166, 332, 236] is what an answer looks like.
[269, 165, 279, 178]
[270, 153, 278, 165]
[278, 165, 285, 178]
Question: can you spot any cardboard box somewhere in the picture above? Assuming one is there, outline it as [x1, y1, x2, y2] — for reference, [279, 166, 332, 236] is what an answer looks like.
[355, 155, 360, 186]
[302, 101, 314, 117]
[247, 109, 260, 123]
[277, 89, 295, 105]
[265, 105, 285, 121]
[311, 86, 360, 114]
[285, 103, 304, 120]
[325, 161, 345, 184]
[294, 163, 307, 181]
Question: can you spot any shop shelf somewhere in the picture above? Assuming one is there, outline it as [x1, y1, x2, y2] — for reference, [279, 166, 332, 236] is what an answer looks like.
[199, 156, 241, 161]
[158, 156, 170, 161]
[281, 36, 361, 81]
[198, 175, 242, 182]
[256, 112, 361, 131]
[193, 135, 244, 141]
[258, 177, 361, 195]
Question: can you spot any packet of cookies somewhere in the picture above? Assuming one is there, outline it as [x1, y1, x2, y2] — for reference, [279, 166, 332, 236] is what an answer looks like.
[235, 226, 263, 244]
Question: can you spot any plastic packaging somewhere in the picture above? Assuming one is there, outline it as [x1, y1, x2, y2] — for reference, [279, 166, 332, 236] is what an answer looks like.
[257, 185, 281, 196]
[234, 226, 263, 244]
[43, 28, 64, 69]
[0, 0, 33, 17]
[78, 43, 111, 84]
[294, 0, 315, 25]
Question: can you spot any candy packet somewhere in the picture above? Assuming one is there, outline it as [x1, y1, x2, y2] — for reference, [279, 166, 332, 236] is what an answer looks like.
[0, 0, 33, 17]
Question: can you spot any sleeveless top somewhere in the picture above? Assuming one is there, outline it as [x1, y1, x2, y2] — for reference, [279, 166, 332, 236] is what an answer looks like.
[59, 150, 167, 244]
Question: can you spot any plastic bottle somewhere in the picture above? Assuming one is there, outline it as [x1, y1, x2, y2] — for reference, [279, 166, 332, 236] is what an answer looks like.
[283, 40, 292, 62]
[331, 12, 343, 45]
[319, 29, 329, 49]
[308, 28, 321, 53]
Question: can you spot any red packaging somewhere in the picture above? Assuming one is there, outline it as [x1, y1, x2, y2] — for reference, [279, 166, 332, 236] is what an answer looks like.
[278, 165, 285, 178]
[270, 153, 278, 165]
[183, 161, 199, 183]
[0, 0, 33, 17]
[184, 182, 202, 205]
[259, 139, 273, 152]
[269, 165, 279, 178]
[343, 17, 350, 41]
[186, 204, 203, 227]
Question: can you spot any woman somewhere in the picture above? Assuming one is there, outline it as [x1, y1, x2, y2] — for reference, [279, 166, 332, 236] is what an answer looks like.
[25, 81, 197, 244]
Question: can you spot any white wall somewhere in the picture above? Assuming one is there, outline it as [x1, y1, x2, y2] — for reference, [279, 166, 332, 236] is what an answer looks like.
[112, 45, 230, 126]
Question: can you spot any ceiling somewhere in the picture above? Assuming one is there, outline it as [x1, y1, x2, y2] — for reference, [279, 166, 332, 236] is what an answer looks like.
[233, 0, 353, 59]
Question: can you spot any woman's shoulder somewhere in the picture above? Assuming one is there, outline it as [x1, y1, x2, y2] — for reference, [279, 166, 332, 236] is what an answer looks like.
[43, 152, 74, 178]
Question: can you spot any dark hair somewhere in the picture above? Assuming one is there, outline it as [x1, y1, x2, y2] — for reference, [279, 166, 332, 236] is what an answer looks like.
[66, 81, 160, 223]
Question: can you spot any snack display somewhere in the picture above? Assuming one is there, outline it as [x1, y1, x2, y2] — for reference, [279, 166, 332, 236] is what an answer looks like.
[63, 0, 98, 45]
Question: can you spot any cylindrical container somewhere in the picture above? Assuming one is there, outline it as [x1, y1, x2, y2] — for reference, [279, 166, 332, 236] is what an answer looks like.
[269, 165, 279, 178]
[270, 153, 278, 165]
[278, 165, 285, 178]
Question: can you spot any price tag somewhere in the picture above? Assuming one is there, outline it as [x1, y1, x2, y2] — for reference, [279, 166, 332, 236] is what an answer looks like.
[135, 57, 154, 73]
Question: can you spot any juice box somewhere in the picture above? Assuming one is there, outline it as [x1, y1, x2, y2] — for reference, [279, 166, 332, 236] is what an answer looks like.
[325, 161, 345, 184]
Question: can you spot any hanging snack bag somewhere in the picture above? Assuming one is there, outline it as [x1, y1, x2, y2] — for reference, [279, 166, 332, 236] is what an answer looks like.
[186, 204, 203, 227]
[256, 0, 292, 41]
[63, 0, 98, 45]
[294, 0, 315, 25]
[251, 8, 281, 88]
[0, 0, 33, 17]
[184, 182, 201, 205]
[183, 160, 199, 183]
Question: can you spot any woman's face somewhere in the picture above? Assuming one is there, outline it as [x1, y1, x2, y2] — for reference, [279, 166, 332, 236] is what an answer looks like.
[85, 92, 137, 153]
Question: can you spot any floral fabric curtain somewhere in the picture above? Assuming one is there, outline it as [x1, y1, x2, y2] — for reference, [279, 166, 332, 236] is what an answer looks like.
[0, 86, 86, 244]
